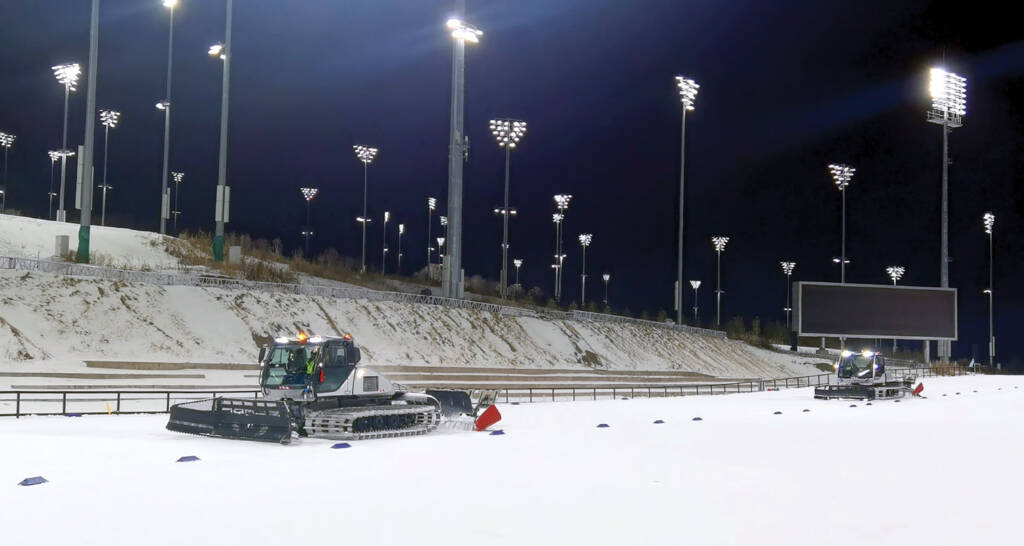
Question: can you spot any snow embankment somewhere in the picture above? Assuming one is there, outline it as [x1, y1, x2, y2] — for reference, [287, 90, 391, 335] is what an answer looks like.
[1, 375, 1020, 546]
[0, 270, 822, 378]
[0, 213, 179, 269]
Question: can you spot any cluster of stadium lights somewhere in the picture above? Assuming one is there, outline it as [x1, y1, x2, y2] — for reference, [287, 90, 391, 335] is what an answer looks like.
[354, 145, 378, 164]
[929, 68, 967, 119]
[0, 132, 15, 149]
[828, 163, 855, 190]
[301, 187, 318, 202]
[886, 265, 905, 284]
[489, 119, 527, 148]
[52, 63, 81, 91]
[674, 76, 699, 111]
[446, 17, 482, 43]
[99, 109, 120, 129]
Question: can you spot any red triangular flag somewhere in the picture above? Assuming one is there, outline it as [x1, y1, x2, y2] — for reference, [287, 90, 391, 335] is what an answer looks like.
[913, 383, 924, 396]
[475, 405, 502, 431]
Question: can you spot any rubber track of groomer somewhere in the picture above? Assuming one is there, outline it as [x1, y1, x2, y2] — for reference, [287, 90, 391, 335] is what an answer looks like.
[305, 403, 441, 441]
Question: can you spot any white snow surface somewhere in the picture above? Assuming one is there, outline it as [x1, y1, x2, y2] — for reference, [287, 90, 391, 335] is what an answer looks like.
[0, 213, 180, 269]
[1, 375, 1020, 545]
[0, 269, 822, 378]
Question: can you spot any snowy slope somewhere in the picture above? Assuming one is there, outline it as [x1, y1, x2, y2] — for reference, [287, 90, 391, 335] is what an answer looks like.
[1, 375, 1020, 546]
[0, 270, 823, 378]
[0, 213, 180, 269]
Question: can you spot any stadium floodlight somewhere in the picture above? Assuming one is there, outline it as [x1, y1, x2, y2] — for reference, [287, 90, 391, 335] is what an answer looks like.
[0, 132, 14, 214]
[673, 75, 700, 324]
[154, 0, 179, 235]
[300, 185, 319, 255]
[885, 265, 905, 285]
[711, 236, 729, 327]
[95, 111, 121, 226]
[780, 261, 796, 328]
[162, 0, 177, 7]
[47, 149, 73, 220]
[513, 258, 524, 289]
[169, 171, 184, 232]
[578, 234, 593, 304]
[208, 43, 226, 60]
[426, 196, 437, 266]
[397, 223, 405, 274]
[828, 163, 855, 283]
[436, 237, 445, 262]
[490, 118, 527, 299]
[446, 17, 483, 43]
[983, 212, 995, 365]
[353, 145, 379, 272]
[442, 11, 482, 300]
[689, 280, 701, 322]
[552, 194, 572, 301]
[52, 63, 81, 222]
[927, 67, 967, 363]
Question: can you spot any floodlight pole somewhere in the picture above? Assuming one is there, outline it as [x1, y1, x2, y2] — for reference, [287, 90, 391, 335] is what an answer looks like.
[785, 271, 792, 328]
[501, 143, 511, 298]
[676, 106, 687, 324]
[77, 0, 99, 263]
[304, 198, 312, 256]
[361, 161, 368, 272]
[715, 249, 722, 327]
[985, 214, 994, 366]
[58, 83, 71, 223]
[692, 283, 700, 323]
[101, 123, 110, 225]
[212, 0, 233, 262]
[158, 2, 174, 235]
[841, 186, 846, 283]
[443, 0, 469, 299]
[426, 198, 434, 267]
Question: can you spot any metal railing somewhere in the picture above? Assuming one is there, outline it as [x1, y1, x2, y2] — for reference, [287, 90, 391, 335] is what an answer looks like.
[1, 254, 723, 338]
[0, 374, 832, 418]
[0, 389, 259, 418]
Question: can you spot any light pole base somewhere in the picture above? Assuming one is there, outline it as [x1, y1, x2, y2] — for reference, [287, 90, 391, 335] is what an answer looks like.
[76, 226, 91, 263]
[212, 234, 225, 262]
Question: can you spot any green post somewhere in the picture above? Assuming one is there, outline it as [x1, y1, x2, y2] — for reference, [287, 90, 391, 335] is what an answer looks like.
[212, 234, 225, 262]
[76, 226, 91, 263]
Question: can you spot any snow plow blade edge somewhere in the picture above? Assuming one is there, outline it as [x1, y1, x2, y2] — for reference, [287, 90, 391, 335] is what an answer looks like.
[166, 398, 293, 444]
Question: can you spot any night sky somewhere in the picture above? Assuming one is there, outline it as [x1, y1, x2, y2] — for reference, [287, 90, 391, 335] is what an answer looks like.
[1, 1, 1021, 368]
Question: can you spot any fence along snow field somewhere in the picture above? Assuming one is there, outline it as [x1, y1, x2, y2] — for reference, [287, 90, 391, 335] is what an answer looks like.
[0, 374, 832, 418]
[0, 254, 724, 339]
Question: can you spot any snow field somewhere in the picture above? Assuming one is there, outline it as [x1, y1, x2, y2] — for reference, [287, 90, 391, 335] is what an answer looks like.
[1, 375, 1020, 546]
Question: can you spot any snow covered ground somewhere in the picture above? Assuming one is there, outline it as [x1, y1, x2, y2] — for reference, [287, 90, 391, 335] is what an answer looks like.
[0, 269, 825, 378]
[1, 375, 1019, 545]
[0, 213, 179, 269]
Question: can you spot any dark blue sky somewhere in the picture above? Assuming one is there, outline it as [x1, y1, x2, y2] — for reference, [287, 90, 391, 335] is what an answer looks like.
[1, 1, 1021, 367]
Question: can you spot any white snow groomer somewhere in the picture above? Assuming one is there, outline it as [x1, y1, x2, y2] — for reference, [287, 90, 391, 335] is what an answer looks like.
[167, 333, 500, 443]
[813, 350, 919, 400]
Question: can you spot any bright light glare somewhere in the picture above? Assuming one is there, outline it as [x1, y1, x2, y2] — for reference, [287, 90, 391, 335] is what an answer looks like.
[983, 212, 995, 234]
[155, 101, 169, 110]
[886, 265, 905, 282]
[447, 18, 483, 43]
[602, 273, 610, 282]
[578, 233, 593, 247]
[929, 67, 967, 117]
[301, 187, 319, 201]
[208, 43, 226, 59]
[52, 63, 81, 91]
[689, 280, 701, 290]
[163, 0, 177, 8]
[780, 261, 796, 275]
[554, 194, 572, 210]
[840, 350, 853, 358]
[514, 259, 523, 268]
[428, 197, 437, 210]
[0, 132, 15, 148]
[171, 172, 184, 184]
[675, 76, 700, 111]
[711, 236, 729, 252]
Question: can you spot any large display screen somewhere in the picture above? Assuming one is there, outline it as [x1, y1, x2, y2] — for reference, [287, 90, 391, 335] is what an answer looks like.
[795, 282, 957, 340]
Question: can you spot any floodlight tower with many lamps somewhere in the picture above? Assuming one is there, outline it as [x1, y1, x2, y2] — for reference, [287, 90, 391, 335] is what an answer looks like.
[689, 280, 701, 323]
[886, 265, 906, 354]
[443, 9, 482, 299]
[780, 261, 796, 329]
[553, 194, 571, 301]
[170, 171, 184, 232]
[97, 110, 120, 226]
[674, 76, 699, 325]
[489, 118, 527, 299]
[52, 63, 80, 223]
[578, 233, 592, 305]
[983, 212, 995, 365]
[828, 163, 855, 283]
[353, 145, 378, 273]
[492, 205, 517, 290]
[927, 66, 967, 363]
[514, 259, 523, 292]
[711, 236, 729, 328]
[0, 132, 14, 213]
[300, 187, 319, 256]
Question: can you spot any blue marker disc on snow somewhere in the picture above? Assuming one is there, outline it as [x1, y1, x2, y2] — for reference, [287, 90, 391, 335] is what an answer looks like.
[331, 443, 351, 449]
[773, 411, 782, 415]
[489, 430, 505, 436]
[596, 423, 610, 428]
[177, 455, 200, 462]
[692, 417, 703, 421]
[653, 420, 665, 424]
[18, 476, 47, 486]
